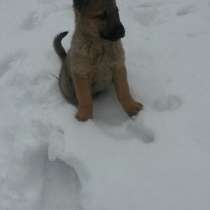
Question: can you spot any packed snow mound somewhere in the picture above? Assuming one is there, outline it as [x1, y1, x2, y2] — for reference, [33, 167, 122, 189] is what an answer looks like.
[0, 0, 210, 210]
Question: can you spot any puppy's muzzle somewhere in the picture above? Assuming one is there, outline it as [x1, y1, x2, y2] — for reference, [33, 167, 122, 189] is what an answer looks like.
[101, 23, 125, 42]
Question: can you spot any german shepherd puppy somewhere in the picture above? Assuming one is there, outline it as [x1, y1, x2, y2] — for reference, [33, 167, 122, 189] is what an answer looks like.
[54, 0, 143, 121]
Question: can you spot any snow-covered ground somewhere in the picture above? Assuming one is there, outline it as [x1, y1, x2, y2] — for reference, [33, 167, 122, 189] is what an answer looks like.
[0, 0, 210, 209]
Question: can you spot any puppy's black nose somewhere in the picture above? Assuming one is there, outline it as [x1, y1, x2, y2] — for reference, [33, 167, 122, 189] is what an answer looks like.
[100, 22, 126, 41]
[115, 23, 125, 38]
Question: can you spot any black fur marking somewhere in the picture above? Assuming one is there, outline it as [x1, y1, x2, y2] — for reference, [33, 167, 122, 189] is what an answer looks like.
[73, 0, 89, 11]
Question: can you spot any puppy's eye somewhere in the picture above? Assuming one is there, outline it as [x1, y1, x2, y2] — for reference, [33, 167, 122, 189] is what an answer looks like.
[95, 12, 107, 20]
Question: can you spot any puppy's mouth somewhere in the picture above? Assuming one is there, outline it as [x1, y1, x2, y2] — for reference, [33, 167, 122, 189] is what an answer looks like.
[100, 25, 125, 42]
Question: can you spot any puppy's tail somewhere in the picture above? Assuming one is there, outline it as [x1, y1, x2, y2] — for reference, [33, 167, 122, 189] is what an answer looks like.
[53, 31, 68, 61]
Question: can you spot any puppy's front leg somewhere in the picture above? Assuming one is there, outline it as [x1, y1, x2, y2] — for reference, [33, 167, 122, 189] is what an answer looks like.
[73, 75, 93, 121]
[113, 65, 143, 117]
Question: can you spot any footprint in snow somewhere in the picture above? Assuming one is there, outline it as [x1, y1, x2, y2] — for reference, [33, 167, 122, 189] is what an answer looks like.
[126, 120, 155, 143]
[132, 6, 159, 26]
[131, 1, 165, 26]
[152, 95, 183, 112]
[31, 120, 90, 187]
[21, 11, 42, 31]
[40, 159, 82, 210]
[176, 5, 197, 16]
[96, 119, 155, 144]
[137, 2, 163, 8]
[0, 51, 26, 78]
[186, 33, 197, 38]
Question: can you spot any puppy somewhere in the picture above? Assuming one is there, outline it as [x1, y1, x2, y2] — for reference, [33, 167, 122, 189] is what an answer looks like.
[54, 0, 143, 121]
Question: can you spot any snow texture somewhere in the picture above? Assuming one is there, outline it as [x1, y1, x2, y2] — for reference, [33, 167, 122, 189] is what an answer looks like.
[0, 0, 210, 209]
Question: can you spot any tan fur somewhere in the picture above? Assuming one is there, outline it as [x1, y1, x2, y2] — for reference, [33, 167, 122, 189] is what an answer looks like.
[58, 1, 143, 121]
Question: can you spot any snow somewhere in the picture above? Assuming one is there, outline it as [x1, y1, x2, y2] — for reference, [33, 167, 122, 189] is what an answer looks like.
[0, 0, 210, 209]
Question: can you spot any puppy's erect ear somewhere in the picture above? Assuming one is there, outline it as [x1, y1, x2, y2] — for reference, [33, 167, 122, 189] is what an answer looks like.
[73, 0, 89, 11]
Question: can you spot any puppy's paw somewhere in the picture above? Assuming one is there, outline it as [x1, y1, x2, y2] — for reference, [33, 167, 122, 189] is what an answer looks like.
[75, 107, 93, 122]
[123, 101, 143, 117]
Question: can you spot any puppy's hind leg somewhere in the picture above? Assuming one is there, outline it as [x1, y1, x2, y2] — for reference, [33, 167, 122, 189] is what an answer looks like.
[59, 66, 78, 106]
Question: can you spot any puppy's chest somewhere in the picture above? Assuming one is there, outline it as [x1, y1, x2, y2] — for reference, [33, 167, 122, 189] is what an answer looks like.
[90, 44, 123, 93]
[91, 52, 114, 93]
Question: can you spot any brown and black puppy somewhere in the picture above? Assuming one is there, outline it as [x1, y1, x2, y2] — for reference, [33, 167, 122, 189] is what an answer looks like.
[54, 0, 143, 121]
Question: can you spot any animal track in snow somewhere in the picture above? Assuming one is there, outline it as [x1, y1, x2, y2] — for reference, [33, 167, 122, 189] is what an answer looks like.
[152, 95, 183, 112]
[138, 2, 163, 8]
[30, 120, 89, 188]
[48, 129, 90, 189]
[126, 120, 155, 143]
[96, 119, 155, 144]
[186, 33, 197, 38]
[132, 5, 159, 26]
[21, 11, 42, 31]
[40, 159, 81, 210]
[131, 1, 171, 26]
[176, 5, 197, 16]
[0, 51, 26, 78]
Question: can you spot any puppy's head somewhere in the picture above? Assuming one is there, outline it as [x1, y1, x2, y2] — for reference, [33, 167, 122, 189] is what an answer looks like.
[73, 0, 125, 42]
